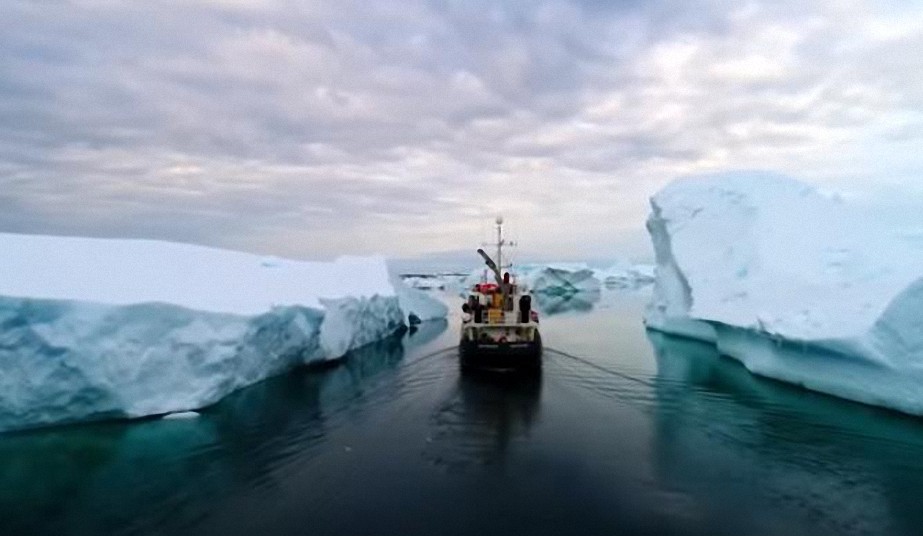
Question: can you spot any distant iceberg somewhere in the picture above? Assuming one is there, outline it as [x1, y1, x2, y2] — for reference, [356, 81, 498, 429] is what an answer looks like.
[533, 290, 600, 316]
[399, 272, 468, 292]
[0, 233, 447, 432]
[594, 262, 656, 289]
[521, 263, 601, 295]
[464, 263, 601, 296]
[644, 173, 923, 415]
[461, 261, 656, 294]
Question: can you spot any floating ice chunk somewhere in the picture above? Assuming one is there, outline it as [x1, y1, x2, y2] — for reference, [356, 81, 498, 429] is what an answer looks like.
[594, 262, 656, 289]
[524, 264, 600, 295]
[463, 263, 601, 295]
[0, 233, 445, 432]
[644, 173, 923, 415]
[162, 411, 200, 420]
[399, 273, 468, 291]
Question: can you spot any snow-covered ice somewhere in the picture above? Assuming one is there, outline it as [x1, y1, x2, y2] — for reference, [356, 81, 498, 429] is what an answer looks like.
[645, 173, 923, 415]
[0, 233, 446, 432]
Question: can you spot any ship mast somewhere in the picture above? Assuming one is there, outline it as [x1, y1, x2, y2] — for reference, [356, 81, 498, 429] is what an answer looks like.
[476, 215, 510, 287]
[476, 216, 514, 311]
[495, 215, 504, 274]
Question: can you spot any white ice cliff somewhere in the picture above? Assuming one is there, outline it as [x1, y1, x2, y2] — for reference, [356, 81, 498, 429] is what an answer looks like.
[0, 233, 446, 432]
[645, 173, 923, 415]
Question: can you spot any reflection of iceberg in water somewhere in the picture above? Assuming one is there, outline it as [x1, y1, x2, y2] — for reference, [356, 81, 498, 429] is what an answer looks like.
[647, 330, 923, 535]
[0, 414, 229, 536]
[424, 371, 542, 470]
[534, 290, 601, 316]
[0, 332, 419, 536]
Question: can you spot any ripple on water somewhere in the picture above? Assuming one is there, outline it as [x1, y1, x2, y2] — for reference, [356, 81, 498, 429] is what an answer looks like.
[7, 292, 923, 536]
[423, 370, 543, 472]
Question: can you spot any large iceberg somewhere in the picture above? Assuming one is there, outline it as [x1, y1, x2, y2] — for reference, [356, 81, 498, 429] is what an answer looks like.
[644, 173, 923, 415]
[0, 233, 446, 432]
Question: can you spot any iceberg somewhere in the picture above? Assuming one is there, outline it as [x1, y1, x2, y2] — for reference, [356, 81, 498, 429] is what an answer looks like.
[162, 411, 200, 420]
[0, 233, 446, 432]
[399, 273, 468, 291]
[594, 261, 656, 289]
[392, 276, 449, 323]
[533, 290, 600, 316]
[464, 263, 601, 296]
[522, 263, 601, 295]
[644, 173, 923, 415]
[400, 274, 446, 290]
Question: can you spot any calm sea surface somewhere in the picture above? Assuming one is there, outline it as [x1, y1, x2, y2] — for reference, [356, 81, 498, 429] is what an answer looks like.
[3, 289, 923, 536]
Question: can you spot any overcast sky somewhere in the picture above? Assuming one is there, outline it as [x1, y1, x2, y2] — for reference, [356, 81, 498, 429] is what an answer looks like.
[2, 0, 921, 262]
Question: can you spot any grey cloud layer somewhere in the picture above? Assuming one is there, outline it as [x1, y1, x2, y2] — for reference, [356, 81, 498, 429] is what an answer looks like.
[1, 0, 921, 259]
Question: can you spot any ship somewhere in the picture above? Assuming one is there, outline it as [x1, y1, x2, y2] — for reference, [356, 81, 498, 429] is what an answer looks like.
[459, 217, 542, 371]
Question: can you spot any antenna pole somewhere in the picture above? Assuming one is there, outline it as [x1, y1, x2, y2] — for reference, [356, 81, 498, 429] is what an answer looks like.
[495, 215, 504, 273]
[495, 216, 508, 311]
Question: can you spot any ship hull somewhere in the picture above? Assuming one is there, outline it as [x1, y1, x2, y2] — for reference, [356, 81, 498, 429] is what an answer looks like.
[459, 332, 542, 371]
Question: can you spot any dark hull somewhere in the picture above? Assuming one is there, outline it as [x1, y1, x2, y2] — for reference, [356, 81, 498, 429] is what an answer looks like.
[459, 332, 542, 371]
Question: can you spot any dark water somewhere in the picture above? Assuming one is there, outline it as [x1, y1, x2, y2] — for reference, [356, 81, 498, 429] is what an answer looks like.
[3, 290, 923, 536]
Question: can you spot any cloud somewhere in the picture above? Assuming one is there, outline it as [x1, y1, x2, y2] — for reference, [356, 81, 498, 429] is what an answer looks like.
[0, 0, 921, 260]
